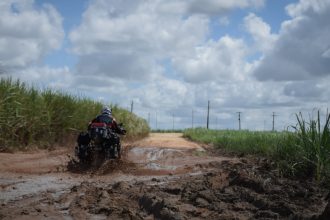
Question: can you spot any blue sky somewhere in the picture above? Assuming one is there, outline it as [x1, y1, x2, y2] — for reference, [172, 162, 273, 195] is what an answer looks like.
[38, 0, 86, 69]
[1, 0, 329, 130]
[38, 0, 87, 30]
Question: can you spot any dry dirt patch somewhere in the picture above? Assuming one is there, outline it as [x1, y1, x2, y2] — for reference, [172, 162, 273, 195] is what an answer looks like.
[0, 148, 69, 174]
[133, 133, 203, 150]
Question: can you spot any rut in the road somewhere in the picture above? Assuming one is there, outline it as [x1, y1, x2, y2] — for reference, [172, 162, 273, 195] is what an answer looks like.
[7, 159, 326, 220]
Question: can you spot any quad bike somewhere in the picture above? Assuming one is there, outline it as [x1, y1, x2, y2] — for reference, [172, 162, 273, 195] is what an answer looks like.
[74, 122, 126, 167]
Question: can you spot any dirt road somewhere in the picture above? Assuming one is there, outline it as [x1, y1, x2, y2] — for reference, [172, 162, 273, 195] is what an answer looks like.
[0, 133, 329, 219]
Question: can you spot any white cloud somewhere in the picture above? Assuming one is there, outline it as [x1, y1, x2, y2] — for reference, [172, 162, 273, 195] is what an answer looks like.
[173, 36, 248, 83]
[283, 76, 330, 102]
[187, 0, 265, 15]
[285, 0, 330, 17]
[243, 13, 277, 52]
[69, 0, 210, 81]
[69, 0, 268, 82]
[0, 0, 64, 68]
[136, 76, 191, 110]
[76, 53, 162, 81]
[284, 81, 322, 99]
[3, 65, 73, 90]
[253, 0, 330, 81]
[70, 72, 191, 117]
[69, 0, 209, 56]
[68, 0, 325, 131]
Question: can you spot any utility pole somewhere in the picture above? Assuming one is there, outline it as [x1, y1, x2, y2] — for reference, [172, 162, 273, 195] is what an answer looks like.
[156, 112, 158, 130]
[216, 116, 218, 130]
[130, 100, 133, 113]
[272, 112, 277, 131]
[207, 100, 210, 129]
[192, 109, 194, 129]
[237, 112, 242, 130]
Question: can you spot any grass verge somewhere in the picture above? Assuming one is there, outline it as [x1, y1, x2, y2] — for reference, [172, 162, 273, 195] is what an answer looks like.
[184, 111, 330, 185]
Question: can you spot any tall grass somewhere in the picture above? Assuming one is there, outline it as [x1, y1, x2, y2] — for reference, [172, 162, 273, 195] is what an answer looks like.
[184, 111, 330, 184]
[184, 128, 290, 156]
[293, 111, 330, 182]
[0, 78, 149, 151]
[111, 105, 149, 140]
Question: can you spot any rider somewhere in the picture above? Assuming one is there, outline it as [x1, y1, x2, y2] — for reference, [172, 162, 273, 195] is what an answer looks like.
[88, 106, 126, 158]
[90, 106, 117, 130]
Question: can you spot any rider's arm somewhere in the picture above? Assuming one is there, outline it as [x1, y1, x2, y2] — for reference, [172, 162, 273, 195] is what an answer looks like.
[111, 118, 126, 135]
[111, 118, 119, 130]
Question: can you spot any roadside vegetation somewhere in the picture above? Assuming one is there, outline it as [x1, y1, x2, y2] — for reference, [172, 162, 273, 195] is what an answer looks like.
[0, 78, 149, 151]
[184, 110, 330, 185]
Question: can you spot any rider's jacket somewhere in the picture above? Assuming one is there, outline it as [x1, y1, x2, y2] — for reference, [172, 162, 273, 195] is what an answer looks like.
[88, 113, 121, 134]
[88, 114, 126, 135]
[93, 114, 115, 126]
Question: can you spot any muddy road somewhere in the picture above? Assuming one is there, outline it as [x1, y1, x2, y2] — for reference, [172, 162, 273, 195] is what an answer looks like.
[0, 133, 329, 219]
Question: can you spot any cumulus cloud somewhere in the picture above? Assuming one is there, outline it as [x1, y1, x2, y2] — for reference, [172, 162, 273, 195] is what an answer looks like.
[283, 81, 322, 99]
[136, 76, 190, 109]
[3, 65, 73, 90]
[69, 0, 210, 81]
[70, 72, 191, 115]
[283, 76, 330, 102]
[253, 0, 330, 81]
[243, 13, 277, 52]
[71, 0, 202, 51]
[1, 0, 326, 130]
[0, 0, 64, 69]
[69, 0, 268, 82]
[192, 79, 297, 111]
[76, 52, 161, 81]
[172, 36, 248, 83]
[187, 0, 265, 15]
[68, 0, 315, 131]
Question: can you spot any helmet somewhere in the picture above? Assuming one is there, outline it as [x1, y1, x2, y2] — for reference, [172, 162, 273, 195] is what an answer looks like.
[101, 106, 112, 115]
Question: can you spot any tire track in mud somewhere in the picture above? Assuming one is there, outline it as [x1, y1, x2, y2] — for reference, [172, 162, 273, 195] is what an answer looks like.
[3, 160, 327, 219]
[0, 133, 329, 219]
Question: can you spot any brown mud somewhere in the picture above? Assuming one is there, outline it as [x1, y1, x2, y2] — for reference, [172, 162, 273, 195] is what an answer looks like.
[0, 133, 329, 219]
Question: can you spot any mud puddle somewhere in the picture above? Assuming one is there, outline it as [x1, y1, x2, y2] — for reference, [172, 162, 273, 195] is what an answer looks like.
[2, 159, 329, 220]
[128, 147, 189, 170]
[1, 133, 329, 219]
[0, 144, 211, 205]
[127, 146, 233, 175]
[0, 174, 76, 203]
